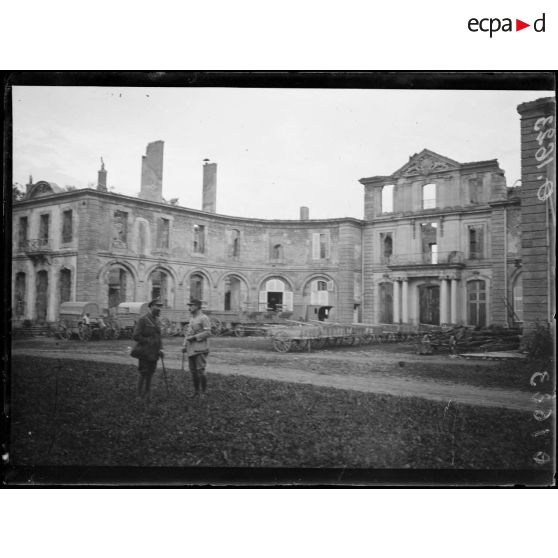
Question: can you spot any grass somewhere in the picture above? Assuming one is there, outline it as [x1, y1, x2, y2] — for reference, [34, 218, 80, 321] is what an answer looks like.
[9, 356, 550, 470]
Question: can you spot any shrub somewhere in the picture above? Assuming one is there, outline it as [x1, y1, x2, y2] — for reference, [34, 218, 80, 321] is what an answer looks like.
[522, 321, 554, 359]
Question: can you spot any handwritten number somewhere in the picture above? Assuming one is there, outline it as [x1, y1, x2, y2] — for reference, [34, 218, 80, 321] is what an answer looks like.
[532, 451, 551, 465]
[534, 116, 554, 131]
[530, 371, 550, 387]
[533, 408, 553, 421]
[536, 127, 555, 145]
[535, 143, 555, 162]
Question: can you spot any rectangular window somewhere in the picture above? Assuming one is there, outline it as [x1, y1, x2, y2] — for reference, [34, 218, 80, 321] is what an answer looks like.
[39, 214, 50, 242]
[18, 216, 28, 248]
[194, 224, 205, 254]
[312, 232, 329, 260]
[381, 184, 394, 213]
[421, 222, 437, 263]
[62, 210, 73, 243]
[468, 225, 485, 259]
[422, 183, 436, 209]
[158, 218, 170, 249]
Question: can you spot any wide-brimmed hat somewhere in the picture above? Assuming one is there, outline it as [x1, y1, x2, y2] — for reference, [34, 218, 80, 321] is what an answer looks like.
[187, 298, 202, 307]
[148, 298, 163, 307]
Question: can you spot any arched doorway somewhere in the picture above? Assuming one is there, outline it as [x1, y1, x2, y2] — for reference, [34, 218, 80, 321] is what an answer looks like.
[35, 270, 48, 322]
[259, 278, 293, 312]
[223, 275, 247, 311]
[108, 267, 128, 309]
[150, 269, 170, 306]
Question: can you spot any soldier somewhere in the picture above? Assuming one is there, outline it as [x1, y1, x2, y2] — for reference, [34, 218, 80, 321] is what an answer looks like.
[182, 298, 212, 397]
[132, 299, 164, 401]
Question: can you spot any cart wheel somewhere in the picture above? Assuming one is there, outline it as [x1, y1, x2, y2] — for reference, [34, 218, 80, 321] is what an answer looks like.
[234, 324, 246, 337]
[272, 331, 292, 353]
[361, 334, 372, 345]
[343, 336, 355, 346]
[78, 324, 92, 341]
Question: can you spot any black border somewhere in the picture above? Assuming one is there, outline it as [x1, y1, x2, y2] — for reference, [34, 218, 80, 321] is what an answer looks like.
[2, 71, 557, 487]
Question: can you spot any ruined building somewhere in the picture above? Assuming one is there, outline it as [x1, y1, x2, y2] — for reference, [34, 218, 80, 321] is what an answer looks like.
[13, 138, 525, 328]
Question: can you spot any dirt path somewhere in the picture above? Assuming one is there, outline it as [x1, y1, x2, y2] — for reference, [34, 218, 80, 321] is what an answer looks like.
[12, 345, 533, 412]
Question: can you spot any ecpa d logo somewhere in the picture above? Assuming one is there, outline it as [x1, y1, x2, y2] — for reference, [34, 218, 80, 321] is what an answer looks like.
[468, 13, 546, 37]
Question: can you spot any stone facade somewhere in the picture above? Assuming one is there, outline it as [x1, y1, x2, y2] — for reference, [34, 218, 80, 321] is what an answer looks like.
[359, 149, 521, 327]
[12, 147, 524, 329]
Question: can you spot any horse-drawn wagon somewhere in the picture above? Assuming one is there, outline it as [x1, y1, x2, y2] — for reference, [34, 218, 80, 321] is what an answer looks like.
[57, 302, 111, 341]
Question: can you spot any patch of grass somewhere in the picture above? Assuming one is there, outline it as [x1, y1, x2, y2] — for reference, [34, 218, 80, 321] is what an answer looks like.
[9, 356, 549, 469]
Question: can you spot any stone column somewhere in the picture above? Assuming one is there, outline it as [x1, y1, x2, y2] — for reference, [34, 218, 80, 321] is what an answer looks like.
[450, 278, 458, 324]
[401, 278, 409, 323]
[440, 277, 449, 324]
[393, 279, 401, 324]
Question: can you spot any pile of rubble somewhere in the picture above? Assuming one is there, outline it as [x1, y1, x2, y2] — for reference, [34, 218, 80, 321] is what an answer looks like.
[416, 325, 521, 355]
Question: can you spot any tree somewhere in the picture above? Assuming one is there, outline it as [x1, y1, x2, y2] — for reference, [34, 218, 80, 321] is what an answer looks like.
[13, 183, 25, 201]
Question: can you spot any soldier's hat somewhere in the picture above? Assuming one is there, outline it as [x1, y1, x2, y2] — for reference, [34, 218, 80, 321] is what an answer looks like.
[187, 298, 202, 307]
[148, 298, 163, 307]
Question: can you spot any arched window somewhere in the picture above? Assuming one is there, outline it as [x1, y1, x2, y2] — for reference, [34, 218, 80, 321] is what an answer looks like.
[422, 183, 436, 209]
[108, 267, 128, 308]
[467, 280, 487, 327]
[35, 270, 48, 322]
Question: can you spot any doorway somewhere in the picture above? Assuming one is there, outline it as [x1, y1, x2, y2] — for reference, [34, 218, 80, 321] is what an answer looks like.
[36, 270, 48, 322]
[419, 284, 440, 325]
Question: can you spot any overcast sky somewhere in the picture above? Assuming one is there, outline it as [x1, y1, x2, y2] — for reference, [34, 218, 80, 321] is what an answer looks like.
[12, 86, 552, 220]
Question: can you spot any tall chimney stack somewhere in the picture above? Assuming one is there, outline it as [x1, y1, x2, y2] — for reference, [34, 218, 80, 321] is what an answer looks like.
[140, 140, 164, 203]
[97, 157, 107, 191]
[202, 159, 217, 213]
[300, 206, 309, 220]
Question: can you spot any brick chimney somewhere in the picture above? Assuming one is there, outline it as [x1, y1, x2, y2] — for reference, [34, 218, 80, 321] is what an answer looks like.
[140, 140, 164, 203]
[300, 206, 309, 220]
[202, 159, 217, 213]
[97, 157, 107, 192]
[26, 174, 33, 195]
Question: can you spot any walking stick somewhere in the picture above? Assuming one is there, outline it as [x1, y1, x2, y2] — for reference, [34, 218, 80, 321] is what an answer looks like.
[181, 350, 185, 373]
[160, 355, 170, 396]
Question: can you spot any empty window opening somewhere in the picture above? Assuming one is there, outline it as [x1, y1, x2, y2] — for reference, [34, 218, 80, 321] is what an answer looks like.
[422, 183, 436, 209]
[193, 225, 205, 254]
[381, 184, 394, 213]
[158, 218, 170, 249]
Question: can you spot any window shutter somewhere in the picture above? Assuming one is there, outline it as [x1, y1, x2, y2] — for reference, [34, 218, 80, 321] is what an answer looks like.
[325, 233, 331, 259]
[312, 233, 320, 260]
[318, 290, 329, 306]
[284, 291, 294, 312]
[258, 290, 267, 311]
[327, 280, 334, 292]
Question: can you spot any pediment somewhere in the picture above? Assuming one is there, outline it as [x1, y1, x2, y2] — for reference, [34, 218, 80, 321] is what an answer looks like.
[392, 149, 460, 178]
